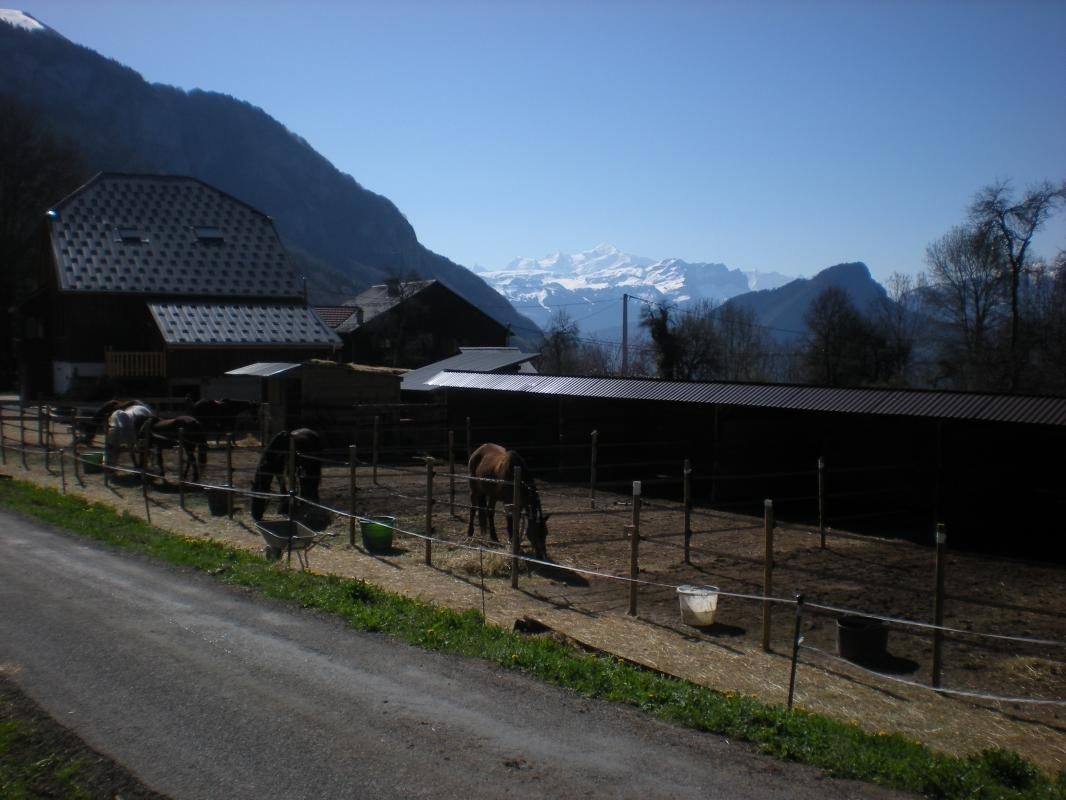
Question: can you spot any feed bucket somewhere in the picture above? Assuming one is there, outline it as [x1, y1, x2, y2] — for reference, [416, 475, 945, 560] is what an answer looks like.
[677, 585, 719, 626]
[836, 615, 888, 664]
[207, 488, 229, 516]
[360, 515, 395, 554]
[83, 452, 104, 474]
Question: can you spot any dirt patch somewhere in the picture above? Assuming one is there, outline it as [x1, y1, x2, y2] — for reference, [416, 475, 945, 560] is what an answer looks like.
[5, 426, 1065, 774]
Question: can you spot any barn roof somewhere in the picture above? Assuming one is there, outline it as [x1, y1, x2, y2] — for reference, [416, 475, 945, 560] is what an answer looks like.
[423, 372, 1066, 427]
[148, 302, 340, 348]
[46, 173, 304, 300]
[335, 280, 437, 332]
[401, 347, 539, 392]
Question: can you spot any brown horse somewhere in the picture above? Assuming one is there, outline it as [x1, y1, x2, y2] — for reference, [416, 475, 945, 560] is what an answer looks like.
[139, 415, 208, 482]
[466, 443, 550, 561]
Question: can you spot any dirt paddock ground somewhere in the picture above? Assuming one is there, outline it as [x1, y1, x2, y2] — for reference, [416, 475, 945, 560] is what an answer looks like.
[3, 423, 1064, 774]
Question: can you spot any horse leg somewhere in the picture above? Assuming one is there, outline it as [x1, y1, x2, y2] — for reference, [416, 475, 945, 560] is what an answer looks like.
[467, 490, 478, 537]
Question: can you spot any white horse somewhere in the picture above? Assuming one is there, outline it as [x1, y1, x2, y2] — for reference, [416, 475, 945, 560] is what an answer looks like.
[104, 404, 154, 471]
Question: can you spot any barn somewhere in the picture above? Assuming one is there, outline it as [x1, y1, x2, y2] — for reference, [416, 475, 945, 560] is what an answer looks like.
[17, 173, 340, 399]
[320, 279, 511, 368]
[425, 372, 1066, 561]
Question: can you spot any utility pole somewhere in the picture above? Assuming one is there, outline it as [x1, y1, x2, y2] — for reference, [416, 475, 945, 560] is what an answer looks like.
[621, 293, 629, 374]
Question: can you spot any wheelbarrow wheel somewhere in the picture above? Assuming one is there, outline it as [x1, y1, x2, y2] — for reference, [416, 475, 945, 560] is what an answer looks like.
[263, 545, 280, 561]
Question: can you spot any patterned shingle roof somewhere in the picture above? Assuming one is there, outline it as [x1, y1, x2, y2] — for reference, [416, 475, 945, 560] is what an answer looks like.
[312, 305, 360, 329]
[47, 174, 304, 299]
[336, 280, 436, 332]
[148, 302, 341, 348]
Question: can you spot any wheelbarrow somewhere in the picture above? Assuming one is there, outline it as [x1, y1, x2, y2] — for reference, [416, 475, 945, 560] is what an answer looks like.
[254, 518, 335, 570]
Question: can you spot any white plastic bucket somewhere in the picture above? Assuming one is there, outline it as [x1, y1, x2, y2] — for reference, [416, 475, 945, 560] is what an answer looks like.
[677, 585, 719, 626]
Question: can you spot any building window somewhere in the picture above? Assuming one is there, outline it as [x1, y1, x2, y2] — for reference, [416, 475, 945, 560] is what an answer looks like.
[114, 227, 149, 244]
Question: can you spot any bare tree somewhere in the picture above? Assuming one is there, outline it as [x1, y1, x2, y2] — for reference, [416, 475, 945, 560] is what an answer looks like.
[802, 287, 874, 385]
[714, 303, 772, 382]
[923, 226, 1006, 390]
[539, 310, 581, 373]
[969, 180, 1066, 390]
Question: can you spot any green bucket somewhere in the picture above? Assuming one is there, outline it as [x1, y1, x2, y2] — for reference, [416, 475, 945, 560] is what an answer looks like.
[360, 515, 395, 554]
[83, 452, 104, 474]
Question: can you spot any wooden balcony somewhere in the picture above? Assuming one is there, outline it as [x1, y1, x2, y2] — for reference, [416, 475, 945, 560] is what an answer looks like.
[105, 349, 166, 377]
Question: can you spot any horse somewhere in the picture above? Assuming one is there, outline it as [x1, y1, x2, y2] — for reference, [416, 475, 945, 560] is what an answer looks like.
[103, 404, 154, 471]
[191, 398, 259, 446]
[250, 428, 324, 521]
[77, 398, 152, 445]
[139, 416, 208, 482]
[466, 443, 550, 562]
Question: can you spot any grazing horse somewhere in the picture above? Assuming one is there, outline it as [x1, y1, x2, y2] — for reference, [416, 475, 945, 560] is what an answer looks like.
[77, 398, 152, 445]
[139, 416, 208, 482]
[103, 404, 154, 471]
[466, 443, 550, 562]
[250, 428, 324, 520]
[191, 398, 259, 445]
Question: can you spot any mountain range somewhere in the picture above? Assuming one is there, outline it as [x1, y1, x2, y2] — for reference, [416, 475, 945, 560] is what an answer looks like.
[476, 245, 794, 338]
[0, 10, 541, 340]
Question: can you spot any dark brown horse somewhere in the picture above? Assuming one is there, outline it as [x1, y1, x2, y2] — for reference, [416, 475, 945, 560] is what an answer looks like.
[466, 443, 550, 561]
[251, 428, 324, 520]
[77, 398, 152, 445]
[191, 398, 259, 445]
[139, 415, 208, 482]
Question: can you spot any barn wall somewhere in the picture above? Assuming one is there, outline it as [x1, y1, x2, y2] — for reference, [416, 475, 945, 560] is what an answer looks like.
[442, 387, 1066, 561]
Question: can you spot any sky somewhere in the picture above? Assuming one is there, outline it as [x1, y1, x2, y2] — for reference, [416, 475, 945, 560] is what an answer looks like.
[17, 0, 1066, 283]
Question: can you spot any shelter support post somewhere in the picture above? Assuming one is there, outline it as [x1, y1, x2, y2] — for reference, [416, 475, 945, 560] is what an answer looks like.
[683, 459, 692, 565]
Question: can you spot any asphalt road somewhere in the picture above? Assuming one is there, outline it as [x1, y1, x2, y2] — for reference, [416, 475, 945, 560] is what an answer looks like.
[0, 510, 911, 799]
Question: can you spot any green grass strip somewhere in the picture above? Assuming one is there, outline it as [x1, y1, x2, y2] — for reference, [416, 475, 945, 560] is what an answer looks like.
[1, 478, 1064, 800]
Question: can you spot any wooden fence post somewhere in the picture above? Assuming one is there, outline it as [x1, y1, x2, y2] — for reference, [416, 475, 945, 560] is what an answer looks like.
[43, 407, 50, 472]
[628, 481, 642, 616]
[425, 457, 435, 566]
[20, 403, 27, 469]
[683, 458, 692, 565]
[373, 415, 380, 484]
[818, 456, 826, 548]
[932, 523, 947, 689]
[177, 428, 186, 510]
[762, 498, 774, 652]
[589, 429, 598, 508]
[59, 449, 66, 494]
[0, 403, 6, 465]
[787, 593, 805, 710]
[349, 444, 358, 547]
[226, 439, 234, 518]
[448, 429, 456, 516]
[465, 416, 472, 461]
[511, 466, 522, 589]
[287, 434, 297, 500]
[103, 414, 110, 487]
[71, 423, 80, 484]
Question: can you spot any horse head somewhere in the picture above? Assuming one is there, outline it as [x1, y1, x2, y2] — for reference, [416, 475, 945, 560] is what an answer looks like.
[525, 485, 551, 562]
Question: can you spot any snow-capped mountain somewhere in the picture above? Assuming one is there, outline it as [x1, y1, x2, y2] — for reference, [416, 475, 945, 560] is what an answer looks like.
[0, 9, 62, 37]
[476, 245, 794, 337]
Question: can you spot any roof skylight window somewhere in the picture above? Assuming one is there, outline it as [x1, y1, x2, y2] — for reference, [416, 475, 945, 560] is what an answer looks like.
[194, 226, 225, 244]
[114, 227, 149, 244]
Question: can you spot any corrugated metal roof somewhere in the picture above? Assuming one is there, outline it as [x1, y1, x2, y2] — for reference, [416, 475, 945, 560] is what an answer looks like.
[225, 362, 301, 378]
[424, 371, 1066, 427]
[48, 174, 304, 299]
[148, 302, 341, 347]
[401, 347, 539, 392]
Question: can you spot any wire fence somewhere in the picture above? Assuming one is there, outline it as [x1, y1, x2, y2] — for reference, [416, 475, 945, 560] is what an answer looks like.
[2, 400, 1064, 716]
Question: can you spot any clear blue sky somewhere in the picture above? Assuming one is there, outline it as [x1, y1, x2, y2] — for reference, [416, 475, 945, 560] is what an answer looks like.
[21, 0, 1066, 282]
